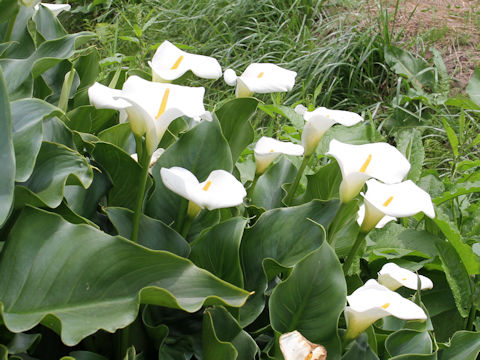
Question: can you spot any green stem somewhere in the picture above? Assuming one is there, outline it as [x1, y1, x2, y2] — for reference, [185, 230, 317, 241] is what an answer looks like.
[176, 199, 188, 233]
[327, 202, 349, 245]
[131, 146, 151, 244]
[181, 215, 194, 239]
[343, 232, 367, 274]
[466, 305, 477, 331]
[247, 173, 260, 200]
[284, 155, 311, 206]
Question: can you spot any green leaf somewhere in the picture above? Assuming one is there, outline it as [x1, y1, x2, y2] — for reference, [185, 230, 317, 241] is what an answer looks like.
[258, 104, 304, 130]
[466, 68, 480, 106]
[434, 181, 480, 205]
[203, 306, 259, 360]
[33, 4, 67, 40]
[98, 123, 135, 153]
[3, 7, 35, 59]
[433, 209, 480, 275]
[215, 98, 258, 162]
[239, 200, 339, 326]
[5, 332, 41, 354]
[0, 345, 6, 360]
[105, 207, 190, 257]
[385, 330, 432, 357]
[441, 118, 459, 157]
[73, 49, 101, 107]
[342, 334, 379, 360]
[190, 217, 246, 287]
[11, 98, 62, 181]
[0, 0, 18, 23]
[0, 68, 15, 227]
[69, 351, 108, 360]
[92, 141, 152, 210]
[43, 116, 75, 148]
[295, 161, 342, 204]
[395, 129, 425, 182]
[0, 32, 95, 99]
[389, 354, 437, 360]
[269, 242, 347, 358]
[17, 142, 93, 208]
[384, 45, 434, 92]
[434, 238, 472, 317]
[146, 118, 233, 225]
[438, 331, 480, 360]
[0, 207, 250, 346]
[251, 157, 297, 210]
[328, 200, 360, 257]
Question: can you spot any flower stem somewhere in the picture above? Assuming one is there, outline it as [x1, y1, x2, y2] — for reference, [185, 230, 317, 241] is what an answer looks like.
[176, 199, 188, 233]
[131, 142, 151, 244]
[466, 305, 477, 331]
[343, 231, 367, 274]
[327, 202, 350, 246]
[284, 155, 311, 206]
[247, 173, 260, 200]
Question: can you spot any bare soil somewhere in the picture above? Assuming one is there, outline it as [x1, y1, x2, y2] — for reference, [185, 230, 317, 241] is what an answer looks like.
[351, 0, 480, 92]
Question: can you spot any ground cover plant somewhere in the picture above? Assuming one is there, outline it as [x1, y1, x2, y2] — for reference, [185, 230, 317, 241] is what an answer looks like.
[0, 0, 479, 359]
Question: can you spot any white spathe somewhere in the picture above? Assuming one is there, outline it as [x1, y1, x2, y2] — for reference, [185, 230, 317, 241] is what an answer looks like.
[327, 139, 411, 203]
[87, 82, 129, 123]
[378, 263, 434, 291]
[224, 63, 297, 98]
[344, 279, 427, 340]
[279, 331, 327, 360]
[360, 179, 435, 232]
[254, 137, 304, 174]
[298, 107, 363, 156]
[148, 40, 222, 83]
[34, 3, 71, 16]
[357, 204, 396, 229]
[160, 167, 246, 211]
[117, 76, 206, 155]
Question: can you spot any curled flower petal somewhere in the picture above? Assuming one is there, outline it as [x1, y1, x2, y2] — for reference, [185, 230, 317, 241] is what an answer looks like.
[229, 63, 296, 98]
[279, 331, 327, 360]
[345, 279, 427, 340]
[378, 263, 433, 291]
[254, 137, 304, 174]
[88, 82, 130, 111]
[34, 3, 71, 16]
[160, 167, 246, 210]
[223, 69, 237, 86]
[148, 40, 222, 82]
[357, 204, 396, 229]
[360, 179, 435, 232]
[327, 139, 410, 203]
[301, 109, 363, 156]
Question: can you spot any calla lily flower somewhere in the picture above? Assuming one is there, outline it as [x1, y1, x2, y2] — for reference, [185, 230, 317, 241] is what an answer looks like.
[279, 331, 327, 360]
[254, 137, 304, 174]
[357, 204, 396, 229]
[378, 263, 433, 291]
[160, 167, 246, 212]
[327, 139, 411, 203]
[148, 40, 222, 83]
[131, 148, 164, 174]
[360, 179, 435, 232]
[116, 76, 207, 155]
[344, 279, 427, 340]
[223, 63, 296, 98]
[34, 3, 71, 16]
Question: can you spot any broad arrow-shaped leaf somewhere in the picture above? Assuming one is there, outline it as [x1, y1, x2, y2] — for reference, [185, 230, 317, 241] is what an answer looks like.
[0, 207, 250, 346]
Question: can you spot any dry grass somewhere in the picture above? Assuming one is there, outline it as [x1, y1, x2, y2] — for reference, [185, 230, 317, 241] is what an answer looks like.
[340, 0, 480, 92]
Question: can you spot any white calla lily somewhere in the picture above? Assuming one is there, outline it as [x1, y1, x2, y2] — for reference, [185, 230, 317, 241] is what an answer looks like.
[116, 76, 206, 155]
[378, 263, 433, 291]
[327, 139, 411, 203]
[34, 3, 71, 16]
[224, 63, 296, 98]
[160, 167, 246, 211]
[148, 40, 222, 83]
[254, 137, 304, 174]
[357, 204, 396, 229]
[360, 179, 435, 232]
[279, 331, 327, 360]
[344, 279, 427, 340]
[130, 148, 164, 174]
[88, 82, 129, 123]
[295, 106, 363, 156]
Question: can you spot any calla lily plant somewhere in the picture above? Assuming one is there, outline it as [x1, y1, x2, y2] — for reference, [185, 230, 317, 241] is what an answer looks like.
[360, 179, 435, 233]
[254, 136, 304, 175]
[279, 331, 327, 360]
[344, 279, 428, 340]
[378, 263, 433, 291]
[148, 40, 222, 83]
[327, 139, 411, 203]
[224, 63, 297, 98]
[34, 2, 71, 16]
